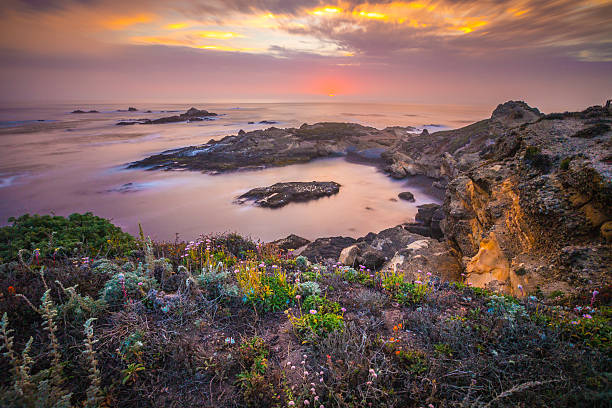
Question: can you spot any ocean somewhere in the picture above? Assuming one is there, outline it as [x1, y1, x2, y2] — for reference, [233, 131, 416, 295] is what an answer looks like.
[0, 101, 491, 241]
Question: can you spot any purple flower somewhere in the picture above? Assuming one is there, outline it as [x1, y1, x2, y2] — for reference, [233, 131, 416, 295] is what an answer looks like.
[414, 280, 422, 284]
[137, 282, 143, 286]
[341, 307, 346, 312]
[583, 314, 593, 319]
[570, 320, 579, 325]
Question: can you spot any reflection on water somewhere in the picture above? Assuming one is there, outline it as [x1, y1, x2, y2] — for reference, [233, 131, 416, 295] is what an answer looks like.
[0, 101, 490, 241]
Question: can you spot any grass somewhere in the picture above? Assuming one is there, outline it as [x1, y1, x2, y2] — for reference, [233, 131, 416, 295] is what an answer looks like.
[0, 213, 610, 407]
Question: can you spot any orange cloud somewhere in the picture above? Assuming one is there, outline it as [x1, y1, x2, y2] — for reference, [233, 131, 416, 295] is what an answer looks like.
[103, 14, 155, 30]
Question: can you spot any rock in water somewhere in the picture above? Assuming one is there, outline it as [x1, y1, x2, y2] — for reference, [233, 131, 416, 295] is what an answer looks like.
[236, 181, 341, 208]
[117, 107, 217, 125]
[398, 191, 415, 201]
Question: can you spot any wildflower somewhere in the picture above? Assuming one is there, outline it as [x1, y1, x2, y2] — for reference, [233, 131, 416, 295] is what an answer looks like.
[583, 314, 592, 319]
[288, 402, 295, 406]
[310, 387, 316, 394]
[301, 360, 305, 365]
[291, 366, 296, 370]
[7, 286, 15, 295]
[319, 377, 323, 382]
[287, 361, 292, 366]
[570, 321, 579, 325]
[395, 350, 400, 355]
[304, 371, 309, 375]
[591, 290, 599, 306]
[259, 263, 265, 267]
[414, 280, 422, 284]
[310, 309, 317, 314]
[296, 294, 301, 300]
[303, 354, 307, 358]
[137, 282, 143, 286]
[319, 371, 323, 375]
[314, 396, 319, 401]
[426, 272, 432, 276]
[366, 381, 372, 385]
[304, 400, 310, 406]
[341, 307, 346, 313]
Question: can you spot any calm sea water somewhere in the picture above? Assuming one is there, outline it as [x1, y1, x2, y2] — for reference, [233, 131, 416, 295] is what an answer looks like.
[0, 102, 490, 241]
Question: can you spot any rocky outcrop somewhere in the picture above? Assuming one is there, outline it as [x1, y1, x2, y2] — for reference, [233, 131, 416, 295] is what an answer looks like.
[381, 101, 542, 180]
[270, 234, 310, 251]
[299, 236, 357, 263]
[117, 107, 217, 125]
[403, 204, 444, 239]
[441, 102, 611, 296]
[398, 191, 415, 202]
[128, 122, 400, 173]
[71, 109, 99, 113]
[235, 181, 340, 208]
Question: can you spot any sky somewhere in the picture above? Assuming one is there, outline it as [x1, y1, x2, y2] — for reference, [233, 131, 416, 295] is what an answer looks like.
[0, 0, 611, 111]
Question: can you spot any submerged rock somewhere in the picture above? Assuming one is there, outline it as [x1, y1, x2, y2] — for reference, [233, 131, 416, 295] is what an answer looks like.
[236, 181, 340, 208]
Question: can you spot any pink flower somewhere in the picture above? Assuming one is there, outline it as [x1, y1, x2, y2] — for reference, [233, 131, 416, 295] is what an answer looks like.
[414, 280, 422, 284]
[288, 402, 295, 406]
[426, 272, 432, 276]
[310, 309, 317, 314]
[304, 400, 310, 406]
[583, 314, 593, 319]
[341, 307, 346, 312]
[296, 295, 301, 300]
[137, 282, 143, 286]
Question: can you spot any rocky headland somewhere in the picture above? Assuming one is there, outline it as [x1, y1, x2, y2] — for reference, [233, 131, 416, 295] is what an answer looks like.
[235, 181, 341, 208]
[128, 122, 407, 172]
[117, 107, 217, 125]
[129, 100, 611, 298]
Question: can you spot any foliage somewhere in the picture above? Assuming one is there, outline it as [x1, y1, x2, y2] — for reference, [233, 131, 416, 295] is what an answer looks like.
[297, 281, 321, 298]
[236, 263, 296, 312]
[0, 213, 136, 262]
[99, 272, 157, 309]
[288, 295, 344, 339]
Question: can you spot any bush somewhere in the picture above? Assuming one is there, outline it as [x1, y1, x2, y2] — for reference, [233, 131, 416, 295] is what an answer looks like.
[297, 281, 321, 298]
[295, 256, 308, 269]
[0, 213, 136, 262]
[100, 272, 157, 309]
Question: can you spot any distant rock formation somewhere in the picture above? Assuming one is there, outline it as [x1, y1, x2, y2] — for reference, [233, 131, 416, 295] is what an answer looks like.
[71, 109, 99, 113]
[117, 107, 217, 125]
[235, 181, 340, 208]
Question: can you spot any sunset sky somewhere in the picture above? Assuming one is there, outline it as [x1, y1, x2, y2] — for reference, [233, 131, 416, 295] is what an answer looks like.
[0, 0, 611, 111]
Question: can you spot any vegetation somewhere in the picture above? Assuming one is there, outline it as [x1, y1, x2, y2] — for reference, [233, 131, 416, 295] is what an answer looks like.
[0, 213, 610, 407]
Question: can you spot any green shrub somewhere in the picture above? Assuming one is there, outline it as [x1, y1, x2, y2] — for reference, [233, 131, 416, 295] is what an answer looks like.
[297, 281, 321, 298]
[295, 256, 308, 269]
[0, 213, 136, 262]
[100, 272, 157, 309]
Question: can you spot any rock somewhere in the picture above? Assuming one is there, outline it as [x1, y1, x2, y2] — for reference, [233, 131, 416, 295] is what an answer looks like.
[398, 191, 415, 202]
[301, 236, 357, 263]
[420, 129, 429, 136]
[128, 107, 138, 111]
[270, 234, 310, 251]
[72, 109, 99, 113]
[359, 247, 386, 269]
[117, 107, 217, 126]
[129, 122, 401, 173]
[381, 100, 542, 180]
[415, 204, 440, 226]
[259, 120, 278, 124]
[248, 121, 255, 124]
[601, 221, 612, 242]
[236, 181, 340, 208]
[339, 245, 359, 266]
[441, 101, 611, 296]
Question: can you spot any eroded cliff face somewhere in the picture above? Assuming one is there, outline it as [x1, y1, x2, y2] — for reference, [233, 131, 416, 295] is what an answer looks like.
[442, 102, 612, 296]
